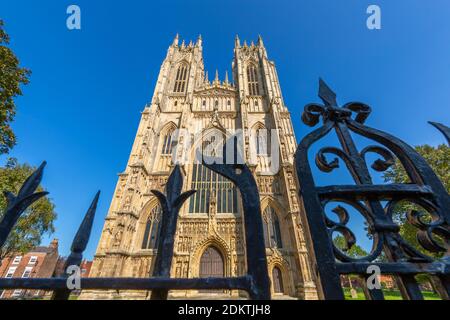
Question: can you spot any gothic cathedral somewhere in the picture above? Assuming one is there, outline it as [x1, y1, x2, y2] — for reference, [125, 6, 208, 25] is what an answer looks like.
[81, 35, 318, 300]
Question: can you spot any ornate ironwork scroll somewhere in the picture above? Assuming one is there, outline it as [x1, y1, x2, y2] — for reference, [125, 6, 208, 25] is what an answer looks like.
[294, 79, 450, 300]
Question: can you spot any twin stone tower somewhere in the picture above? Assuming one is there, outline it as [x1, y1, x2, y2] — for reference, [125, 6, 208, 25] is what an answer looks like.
[81, 35, 319, 300]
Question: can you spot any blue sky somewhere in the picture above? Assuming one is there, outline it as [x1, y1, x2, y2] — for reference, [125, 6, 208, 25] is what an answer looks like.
[0, 0, 449, 259]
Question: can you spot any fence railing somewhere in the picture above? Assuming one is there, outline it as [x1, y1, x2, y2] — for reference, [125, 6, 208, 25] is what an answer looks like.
[294, 79, 450, 300]
[0, 158, 270, 300]
[0, 79, 448, 300]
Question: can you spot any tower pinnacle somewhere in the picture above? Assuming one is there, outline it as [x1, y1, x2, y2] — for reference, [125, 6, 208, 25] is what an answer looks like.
[258, 34, 264, 47]
[235, 35, 241, 48]
[213, 69, 220, 85]
[197, 34, 203, 47]
[173, 33, 179, 46]
[224, 71, 229, 85]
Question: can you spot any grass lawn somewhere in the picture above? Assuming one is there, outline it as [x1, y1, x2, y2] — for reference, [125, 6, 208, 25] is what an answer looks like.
[343, 288, 441, 300]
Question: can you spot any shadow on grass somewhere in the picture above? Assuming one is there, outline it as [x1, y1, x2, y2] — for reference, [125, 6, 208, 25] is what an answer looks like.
[343, 288, 441, 300]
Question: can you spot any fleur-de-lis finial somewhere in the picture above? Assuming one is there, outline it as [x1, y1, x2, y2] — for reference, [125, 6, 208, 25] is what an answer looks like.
[52, 191, 100, 300]
[150, 165, 196, 300]
[318, 78, 338, 107]
[0, 161, 48, 248]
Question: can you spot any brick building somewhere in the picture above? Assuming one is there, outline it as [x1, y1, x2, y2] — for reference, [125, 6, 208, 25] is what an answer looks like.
[0, 239, 60, 299]
[55, 258, 93, 278]
[80, 260, 93, 278]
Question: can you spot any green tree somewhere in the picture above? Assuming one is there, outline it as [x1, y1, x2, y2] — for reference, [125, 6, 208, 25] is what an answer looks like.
[333, 235, 368, 291]
[0, 158, 56, 259]
[333, 235, 368, 258]
[383, 144, 449, 258]
[0, 19, 31, 155]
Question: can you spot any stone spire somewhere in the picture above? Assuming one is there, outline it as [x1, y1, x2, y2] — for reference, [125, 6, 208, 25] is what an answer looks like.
[258, 34, 264, 47]
[173, 33, 179, 46]
[196, 34, 203, 47]
[224, 71, 229, 86]
[213, 69, 220, 85]
[235, 35, 240, 48]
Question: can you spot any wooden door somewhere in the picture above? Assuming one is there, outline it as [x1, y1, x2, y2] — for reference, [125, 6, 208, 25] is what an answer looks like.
[200, 247, 224, 293]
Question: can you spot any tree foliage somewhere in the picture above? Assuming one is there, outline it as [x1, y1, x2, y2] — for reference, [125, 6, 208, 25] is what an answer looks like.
[0, 158, 56, 259]
[0, 19, 31, 155]
[383, 144, 450, 257]
[333, 235, 368, 258]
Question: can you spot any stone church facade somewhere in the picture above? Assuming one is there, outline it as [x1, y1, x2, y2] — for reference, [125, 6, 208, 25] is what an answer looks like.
[80, 35, 318, 300]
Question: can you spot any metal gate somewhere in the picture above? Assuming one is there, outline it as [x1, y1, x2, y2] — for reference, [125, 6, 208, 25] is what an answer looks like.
[0, 158, 271, 300]
[0, 80, 448, 300]
[294, 79, 450, 300]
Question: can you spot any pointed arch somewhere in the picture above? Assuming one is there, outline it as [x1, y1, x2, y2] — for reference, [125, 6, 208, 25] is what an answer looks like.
[272, 266, 284, 293]
[173, 62, 189, 93]
[159, 121, 178, 135]
[138, 198, 163, 250]
[260, 196, 287, 217]
[159, 122, 178, 155]
[247, 63, 260, 96]
[261, 199, 283, 249]
[190, 236, 232, 278]
[198, 126, 227, 158]
[267, 254, 292, 296]
[200, 246, 225, 278]
[250, 122, 270, 156]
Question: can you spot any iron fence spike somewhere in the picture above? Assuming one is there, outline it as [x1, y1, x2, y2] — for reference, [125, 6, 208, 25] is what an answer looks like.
[429, 121, 450, 146]
[70, 191, 100, 254]
[0, 162, 48, 249]
[17, 161, 47, 199]
[318, 78, 337, 107]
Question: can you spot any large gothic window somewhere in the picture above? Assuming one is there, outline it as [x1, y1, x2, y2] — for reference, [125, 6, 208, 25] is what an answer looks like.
[188, 164, 239, 214]
[189, 132, 239, 215]
[141, 205, 162, 249]
[173, 64, 189, 93]
[263, 206, 283, 248]
[247, 64, 260, 96]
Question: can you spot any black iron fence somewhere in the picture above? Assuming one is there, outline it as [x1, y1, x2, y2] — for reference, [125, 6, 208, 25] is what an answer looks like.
[0, 160, 271, 300]
[294, 79, 450, 300]
[0, 79, 448, 300]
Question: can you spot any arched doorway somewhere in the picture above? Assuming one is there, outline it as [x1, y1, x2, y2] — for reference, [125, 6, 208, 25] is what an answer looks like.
[200, 246, 224, 293]
[272, 267, 284, 294]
